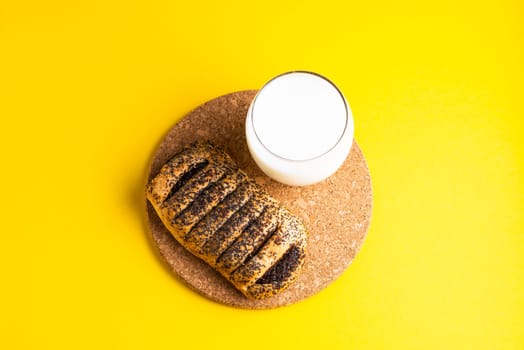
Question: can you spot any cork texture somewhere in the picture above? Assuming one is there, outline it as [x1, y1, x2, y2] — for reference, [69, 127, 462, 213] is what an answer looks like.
[146, 90, 373, 309]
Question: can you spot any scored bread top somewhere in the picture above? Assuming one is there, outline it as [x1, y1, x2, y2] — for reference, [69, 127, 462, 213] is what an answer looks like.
[146, 142, 307, 299]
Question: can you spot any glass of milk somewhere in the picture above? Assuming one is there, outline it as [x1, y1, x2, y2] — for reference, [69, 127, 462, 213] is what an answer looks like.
[245, 71, 354, 186]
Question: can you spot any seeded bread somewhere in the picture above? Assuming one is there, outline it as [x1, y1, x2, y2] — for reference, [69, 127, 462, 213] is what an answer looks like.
[146, 142, 307, 299]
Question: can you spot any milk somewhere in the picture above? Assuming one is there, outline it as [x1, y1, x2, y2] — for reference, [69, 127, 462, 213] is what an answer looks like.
[246, 71, 354, 186]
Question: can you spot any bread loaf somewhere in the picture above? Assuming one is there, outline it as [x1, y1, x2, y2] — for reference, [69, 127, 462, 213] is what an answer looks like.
[146, 142, 307, 299]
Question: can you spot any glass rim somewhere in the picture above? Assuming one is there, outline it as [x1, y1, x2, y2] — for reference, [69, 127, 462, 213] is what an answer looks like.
[250, 70, 350, 163]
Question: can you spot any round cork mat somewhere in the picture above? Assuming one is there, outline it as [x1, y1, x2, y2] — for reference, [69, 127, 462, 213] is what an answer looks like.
[146, 90, 372, 309]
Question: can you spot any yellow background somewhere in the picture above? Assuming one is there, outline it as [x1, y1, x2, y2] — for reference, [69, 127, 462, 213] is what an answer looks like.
[1, 0, 523, 349]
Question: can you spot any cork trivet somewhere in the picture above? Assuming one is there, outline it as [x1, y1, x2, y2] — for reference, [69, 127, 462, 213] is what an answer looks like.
[146, 90, 372, 309]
